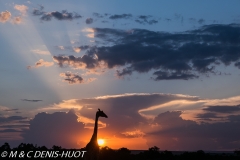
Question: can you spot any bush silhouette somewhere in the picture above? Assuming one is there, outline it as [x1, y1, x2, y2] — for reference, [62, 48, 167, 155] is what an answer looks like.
[1, 143, 240, 160]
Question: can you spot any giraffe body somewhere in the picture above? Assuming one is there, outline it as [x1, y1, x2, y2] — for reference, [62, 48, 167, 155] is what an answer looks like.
[85, 109, 108, 160]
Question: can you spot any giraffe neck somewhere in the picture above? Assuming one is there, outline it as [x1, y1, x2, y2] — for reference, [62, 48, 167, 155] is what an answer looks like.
[90, 113, 99, 143]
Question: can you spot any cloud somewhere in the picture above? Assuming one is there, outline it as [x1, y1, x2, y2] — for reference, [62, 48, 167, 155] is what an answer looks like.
[73, 47, 81, 53]
[22, 110, 88, 148]
[122, 130, 145, 138]
[21, 99, 42, 102]
[28, 93, 240, 150]
[53, 54, 100, 70]
[135, 15, 158, 25]
[50, 93, 200, 139]
[204, 95, 240, 106]
[32, 6, 82, 21]
[4, 108, 19, 112]
[2, 95, 240, 150]
[194, 104, 240, 123]
[12, 16, 22, 24]
[59, 72, 96, 84]
[0, 106, 29, 146]
[0, 129, 22, 133]
[43, 11, 81, 21]
[0, 116, 28, 123]
[235, 62, 240, 69]
[146, 111, 240, 150]
[203, 105, 240, 113]
[32, 6, 45, 16]
[0, 114, 29, 144]
[82, 28, 95, 38]
[152, 70, 198, 80]
[27, 59, 54, 69]
[92, 13, 110, 19]
[85, 18, 93, 24]
[14, 5, 28, 15]
[195, 112, 221, 119]
[0, 11, 11, 23]
[57, 24, 240, 81]
[31, 49, 50, 55]
[109, 14, 132, 20]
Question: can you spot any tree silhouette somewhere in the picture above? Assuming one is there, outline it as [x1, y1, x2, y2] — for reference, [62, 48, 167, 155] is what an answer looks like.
[0, 142, 11, 151]
[117, 147, 132, 160]
[0, 143, 239, 160]
[99, 146, 115, 160]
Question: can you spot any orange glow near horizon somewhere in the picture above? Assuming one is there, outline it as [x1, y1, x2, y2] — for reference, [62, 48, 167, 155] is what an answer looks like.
[100, 137, 148, 150]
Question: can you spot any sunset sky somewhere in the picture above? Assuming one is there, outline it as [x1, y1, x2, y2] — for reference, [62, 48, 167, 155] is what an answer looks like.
[1, 0, 240, 151]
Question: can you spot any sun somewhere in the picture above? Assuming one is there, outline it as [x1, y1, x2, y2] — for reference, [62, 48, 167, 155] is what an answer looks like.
[98, 139, 105, 146]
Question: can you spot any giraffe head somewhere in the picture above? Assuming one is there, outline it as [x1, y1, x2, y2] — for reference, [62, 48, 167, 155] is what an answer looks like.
[97, 109, 108, 118]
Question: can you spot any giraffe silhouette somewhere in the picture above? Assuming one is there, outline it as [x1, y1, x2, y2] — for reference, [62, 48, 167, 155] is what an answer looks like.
[85, 109, 108, 160]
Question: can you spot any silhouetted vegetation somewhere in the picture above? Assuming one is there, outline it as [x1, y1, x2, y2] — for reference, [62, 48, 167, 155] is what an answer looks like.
[234, 149, 240, 155]
[0, 143, 239, 159]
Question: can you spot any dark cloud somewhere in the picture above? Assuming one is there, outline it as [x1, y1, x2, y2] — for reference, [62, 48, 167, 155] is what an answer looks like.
[116, 68, 133, 77]
[22, 110, 88, 148]
[0, 115, 29, 144]
[32, 6, 44, 16]
[203, 105, 240, 113]
[228, 115, 240, 122]
[148, 20, 158, 25]
[60, 72, 83, 84]
[153, 111, 195, 129]
[135, 15, 158, 25]
[235, 62, 240, 69]
[78, 45, 90, 50]
[59, 72, 95, 84]
[92, 13, 111, 18]
[92, 24, 240, 80]
[71, 93, 199, 138]
[0, 124, 29, 129]
[53, 54, 98, 69]
[152, 70, 198, 80]
[139, 15, 150, 20]
[195, 112, 222, 121]
[147, 111, 240, 150]
[109, 14, 132, 20]
[0, 129, 21, 133]
[32, 7, 82, 21]
[135, 19, 144, 24]
[0, 116, 28, 123]
[24, 93, 240, 150]
[72, 45, 90, 53]
[21, 99, 42, 102]
[41, 10, 82, 21]
[85, 18, 93, 24]
[135, 15, 150, 24]
[53, 24, 240, 80]
[69, 93, 240, 150]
